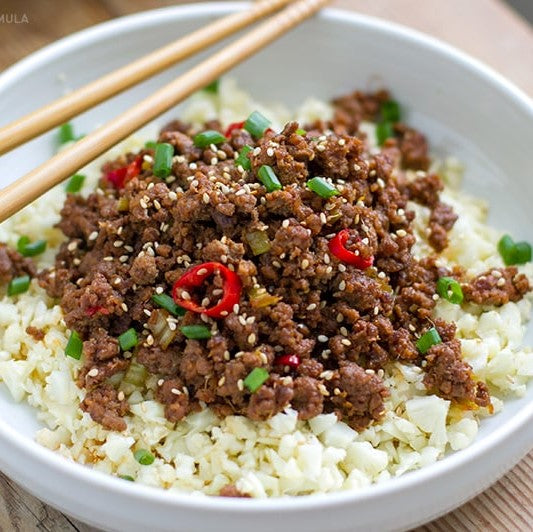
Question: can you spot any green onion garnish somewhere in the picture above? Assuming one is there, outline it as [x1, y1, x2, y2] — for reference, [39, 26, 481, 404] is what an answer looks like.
[180, 325, 212, 340]
[7, 275, 30, 296]
[416, 327, 442, 354]
[65, 174, 85, 194]
[65, 331, 83, 360]
[193, 130, 226, 149]
[296, 129, 307, 136]
[243, 367, 269, 393]
[436, 277, 464, 305]
[306, 177, 340, 199]
[381, 100, 401, 122]
[244, 111, 271, 139]
[498, 234, 532, 265]
[204, 79, 219, 94]
[235, 145, 253, 171]
[119, 475, 135, 481]
[118, 328, 138, 351]
[17, 236, 47, 257]
[134, 449, 155, 466]
[153, 143, 174, 179]
[152, 293, 185, 317]
[144, 140, 157, 149]
[58, 123, 76, 145]
[376, 121, 394, 146]
[258, 165, 282, 192]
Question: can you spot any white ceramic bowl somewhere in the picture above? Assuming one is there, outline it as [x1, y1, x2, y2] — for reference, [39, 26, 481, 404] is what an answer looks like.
[0, 3, 532, 531]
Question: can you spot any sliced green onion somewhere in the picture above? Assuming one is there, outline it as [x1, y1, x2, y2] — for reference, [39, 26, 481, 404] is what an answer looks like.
[180, 325, 212, 340]
[381, 100, 401, 122]
[120, 475, 135, 481]
[65, 330, 83, 360]
[436, 277, 464, 305]
[153, 143, 174, 179]
[7, 275, 30, 296]
[306, 177, 340, 199]
[245, 230, 271, 256]
[152, 293, 185, 316]
[416, 327, 442, 354]
[204, 79, 219, 93]
[258, 165, 282, 192]
[235, 145, 253, 171]
[58, 123, 75, 145]
[144, 140, 157, 149]
[134, 449, 155, 466]
[244, 111, 271, 139]
[513, 241, 532, 264]
[295, 128, 307, 136]
[119, 328, 138, 351]
[17, 236, 47, 257]
[498, 234, 531, 265]
[65, 174, 85, 194]
[376, 121, 394, 146]
[243, 367, 269, 393]
[193, 130, 226, 149]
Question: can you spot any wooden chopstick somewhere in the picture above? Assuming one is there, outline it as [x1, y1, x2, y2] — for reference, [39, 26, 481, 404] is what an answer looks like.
[0, 0, 293, 156]
[0, 0, 331, 224]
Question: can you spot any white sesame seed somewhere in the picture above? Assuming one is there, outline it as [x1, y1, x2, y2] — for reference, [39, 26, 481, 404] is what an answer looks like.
[378, 272, 386, 279]
[88, 231, 98, 241]
[377, 178, 385, 188]
[409, 324, 416, 331]
[196, 268, 208, 276]
[369, 169, 377, 177]
[336, 313, 344, 323]
[87, 368, 99, 378]
[306, 303, 317, 310]
[121, 303, 128, 312]
[103, 256, 114, 262]
[237, 379, 244, 391]
[374, 306, 379, 315]
[338, 264, 346, 273]
[338, 138, 346, 146]
[338, 280, 346, 291]
[143, 309, 152, 317]
[492, 270, 502, 278]
[282, 219, 290, 228]
[397, 229, 407, 237]
[341, 338, 352, 346]
[146, 335, 154, 346]
[117, 391, 125, 401]
[340, 326, 348, 336]
[267, 147, 274, 157]
[67, 241, 78, 252]
[171, 387, 181, 396]
[432, 294, 440, 301]
[113, 240, 124, 248]
[248, 333, 256, 344]
[158, 379, 165, 386]
[153, 199, 161, 210]
[497, 277, 506, 287]
[301, 259, 310, 269]
[181, 290, 191, 300]
[210, 157, 218, 165]
[119, 255, 129, 263]
[318, 335, 329, 343]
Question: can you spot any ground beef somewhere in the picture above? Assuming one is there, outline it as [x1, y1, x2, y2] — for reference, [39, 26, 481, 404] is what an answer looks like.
[219, 485, 251, 498]
[463, 267, 530, 306]
[26, 326, 45, 341]
[0, 244, 36, 285]
[80, 385, 129, 431]
[37, 87, 509, 432]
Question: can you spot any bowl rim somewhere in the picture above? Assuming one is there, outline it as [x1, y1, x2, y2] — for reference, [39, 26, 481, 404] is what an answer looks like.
[0, 0, 531, 514]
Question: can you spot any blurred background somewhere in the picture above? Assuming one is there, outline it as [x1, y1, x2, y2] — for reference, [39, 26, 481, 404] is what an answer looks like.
[0, 0, 532, 97]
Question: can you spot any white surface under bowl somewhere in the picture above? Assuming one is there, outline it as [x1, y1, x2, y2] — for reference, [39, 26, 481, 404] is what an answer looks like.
[0, 3, 532, 532]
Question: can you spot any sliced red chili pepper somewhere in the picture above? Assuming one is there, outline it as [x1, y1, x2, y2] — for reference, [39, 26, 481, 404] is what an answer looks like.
[105, 156, 142, 189]
[85, 306, 110, 317]
[224, 121, 245, 138]
[328, 229, 373, 269]
[274, 354, 300, 369]
[172, 262, 242, 319]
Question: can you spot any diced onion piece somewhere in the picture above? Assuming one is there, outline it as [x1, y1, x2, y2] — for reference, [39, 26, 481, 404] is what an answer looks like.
[245, 230, 271, 256]
[122, 361, 147, 387]
[147, 309, 177, 349]
[248, 287, 281, 309]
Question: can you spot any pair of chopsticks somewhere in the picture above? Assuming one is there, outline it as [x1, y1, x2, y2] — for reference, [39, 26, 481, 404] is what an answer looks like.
[0, 0, 331, 223]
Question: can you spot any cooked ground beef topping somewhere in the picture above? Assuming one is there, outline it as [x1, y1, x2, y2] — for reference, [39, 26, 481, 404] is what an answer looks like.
[29, 88, 530, 432]
[0, 243, 35, 284]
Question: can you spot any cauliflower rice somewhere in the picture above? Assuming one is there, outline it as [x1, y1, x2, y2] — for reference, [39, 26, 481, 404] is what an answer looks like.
[0, 80, 532, 497]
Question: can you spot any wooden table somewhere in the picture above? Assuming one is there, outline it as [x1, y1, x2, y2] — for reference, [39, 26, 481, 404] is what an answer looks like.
[0, 1, 532, 530]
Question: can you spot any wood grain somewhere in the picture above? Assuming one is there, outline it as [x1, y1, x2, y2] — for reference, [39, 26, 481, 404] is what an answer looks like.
[0, 1, 531, 531]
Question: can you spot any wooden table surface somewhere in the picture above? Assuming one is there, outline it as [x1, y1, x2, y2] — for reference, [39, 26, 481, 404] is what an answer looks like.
[0, 1, 532, 531]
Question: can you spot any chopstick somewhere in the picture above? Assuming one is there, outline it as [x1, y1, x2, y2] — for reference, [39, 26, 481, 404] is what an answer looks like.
[0, 0, 293, 156]
[0, 0, 331, 224]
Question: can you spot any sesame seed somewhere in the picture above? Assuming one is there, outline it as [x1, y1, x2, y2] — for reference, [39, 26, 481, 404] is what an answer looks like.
[301, 259, 310, 269]
[378, 272, 386, 279]
[338, 280, 346, 291]
[67, 241, 78, 252]
[171, 388, 181, 396]
[103, 256, 114, 262]
[333, 387, 341, 396]
[306, 303, 317, 310]
[267, 148, 274, 157]
[220, 310, 229, 317]
[353, 164, 361, 171]
[340, 327, 348, 336]
[492, 270, 502, 278]
[181, 290, 191, 300]
[377, 178, 385, 188]
[153, 199, 161, 210]
[336, 313, 344, 323]
[169, 191, 178, 201]
[338, 138, 346, 146]
[247, 333, 256, 344]
[282, 219, 290, 228]
[117, 391, 125, 401]
[397, 229, 407, 237]
[317, 144, 326, 152]
[210, 157, 218, 165]
[143, 309, 152, 317]
[237, 379, 244, 391]
[320, 370, 334, 380]
[202, 192, 210, 204]
[224, 350, 231, 361]
[259, 352, 268, 364]
[88, 231, 98, 241]
[119, 255, 129, 263]
[113, 240, 124, 248]
[121, 303, 128, 312]
[374, 306, 379, 315]
[362, 237, 369, 245]
[432, 294, 440, 301]
[233, 304, 240, 314]
[398, 208, 405, 216]
[235, 189, 246, 196]
[87, 368, 99, 378]
[409, 324, 416, 331]
[197, 268, 208, 276]
[369, 169, 377, 177]
[341, 338, 352, 346]
[497, 277, 506, 287]
[338, 264, 346, 273]
[146, 334, 154, 346]
[318, 335, 329, 343]
[324, 253, 331, 265]
[158, 379, 165, 386]
[201, 297, 210, 307]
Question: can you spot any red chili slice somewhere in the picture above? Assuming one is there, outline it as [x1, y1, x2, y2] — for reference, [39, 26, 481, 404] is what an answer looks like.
[224, 121, 245, 138]
[274, 354, 300, 369]
[85, 306, 110, 317]
[172, 262, 242, 319]
[328, 229, 373, 269]
[105, 156, 142, 189]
